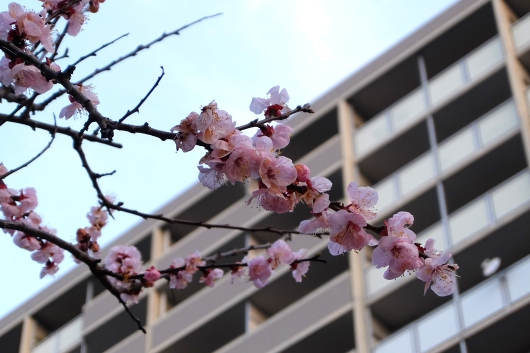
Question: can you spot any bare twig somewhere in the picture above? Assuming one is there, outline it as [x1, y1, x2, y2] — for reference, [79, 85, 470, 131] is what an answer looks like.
[33, 14, 222, 113]
[49, 23, 70, 61]
[0, 121, 56, 180]
[118, 66, 165, 124]
[70, 33, 129, 67]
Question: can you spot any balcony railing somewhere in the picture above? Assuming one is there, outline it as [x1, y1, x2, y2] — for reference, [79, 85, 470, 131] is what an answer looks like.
[373, 254, 530, 353]
[513, 12, 530, 51]
[31, 316, 83, 353]
[366, 169, 530, 298]
[355, 36, 504, 158]
[373, 99, 519, 214]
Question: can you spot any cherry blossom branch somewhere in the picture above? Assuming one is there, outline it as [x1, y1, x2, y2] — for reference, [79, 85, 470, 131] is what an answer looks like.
[235, 104, 314, 131]
[0, 113, 122, 147]
[72, 135, 325, 237]
[0, 39, 111, 137]
[0, 124, 56, 180]
[0, 219, 147, 333]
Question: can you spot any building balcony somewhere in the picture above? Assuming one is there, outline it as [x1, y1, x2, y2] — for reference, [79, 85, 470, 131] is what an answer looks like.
[372, 99, 519, 214]
[373, 254, 530, 353]
[31, 316, 83, 353]
[366, 169, 530, 299]
[513, 11, 530, 53]
[354, 36, 505, 160]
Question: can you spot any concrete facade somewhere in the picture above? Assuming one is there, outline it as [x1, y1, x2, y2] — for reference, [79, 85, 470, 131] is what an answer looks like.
[1, 0, 530, 352]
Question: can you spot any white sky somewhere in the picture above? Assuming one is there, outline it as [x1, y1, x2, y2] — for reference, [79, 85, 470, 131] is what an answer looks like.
[0, 0, 458, 320]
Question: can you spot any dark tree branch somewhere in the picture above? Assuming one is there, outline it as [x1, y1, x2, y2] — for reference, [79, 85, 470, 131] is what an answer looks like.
[0, 219, 146, 333]
[118, 66, 165, 124]
[70, 33, 129, 67]
[0, 113, 122, 148]
[33, 14, 222, 113]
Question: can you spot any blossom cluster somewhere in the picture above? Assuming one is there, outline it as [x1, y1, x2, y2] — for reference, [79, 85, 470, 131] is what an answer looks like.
[0, 164, 64, 278]
[103, 239, 310, 304]
[171, 86, 459, 297]
[0, 1, 102, 96]
[172, 86, 331, 216]
[73, 197, 113, 261]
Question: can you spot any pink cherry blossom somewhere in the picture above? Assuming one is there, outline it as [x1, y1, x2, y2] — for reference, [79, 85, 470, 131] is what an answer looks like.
[185, 251, 205, 274]
[231, 256, 248, 283]
[246, 186, 294, 214]
[267, 240, 295, 270]
[248, 256, 272, 289]
[171, 112, 199, 152]
[225, 143, 261, 184]
[291, 249, 310, 282]
[295, 164, 311, 182]
[346, 182, 378, 220]
[387, 211, 416, 240]
[372, 235, 422, 279]
[64, 0, 89, 36]
[196, 101, 236, 144]
[298, 209, 332, 234]
[252, 124, 294, 150]
[14, 9, 54, 52]
[59, 85, 100, 119]
[299, 176, 332, 212]
[0, 59, 54, 95]
[31, 241, 64, 264]
[249, 86, 290, 116]
[39, 261, 59, 278]
[371, 212, 422, 279]
[259, 156, 297, 193]
[105, 245, 142, 275]
[13, 232, 40, 251]
[198, 160, 226, 190]
[169, 257, 192, 290]
[144, 266, 161, 285]
[417, 251, 459, 296]
[200, 268, 224, 287]
[328, 210, 373, 255]
[18, 187, 38, 214]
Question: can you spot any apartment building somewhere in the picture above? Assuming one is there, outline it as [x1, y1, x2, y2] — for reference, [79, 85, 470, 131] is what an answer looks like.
[1, 0, 530, 352]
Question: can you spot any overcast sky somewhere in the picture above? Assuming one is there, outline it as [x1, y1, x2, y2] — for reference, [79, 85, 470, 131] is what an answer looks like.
[0, 0, 458, 320]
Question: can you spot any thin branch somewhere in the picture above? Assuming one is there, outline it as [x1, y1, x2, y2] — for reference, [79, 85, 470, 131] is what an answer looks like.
[70, 33, 129, 67]
[33, 14, 222, 113]
[236, 104, 314, 131]
[0, 113, 122, 148]
[0, 219, 146, 333]
[0, 86, 27, 104]
[72, 136, 326, 237]
[118, 66, 165, 124]
[49, 22, 70, 61]
[0, 122, 56, 180]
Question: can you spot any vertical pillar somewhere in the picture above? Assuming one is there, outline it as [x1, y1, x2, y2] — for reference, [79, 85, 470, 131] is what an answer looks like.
[338, 99, 370, 353]
[493, 0, 530, 166]
[18, 316, 35, 353]
[144, 226, 165, 352]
